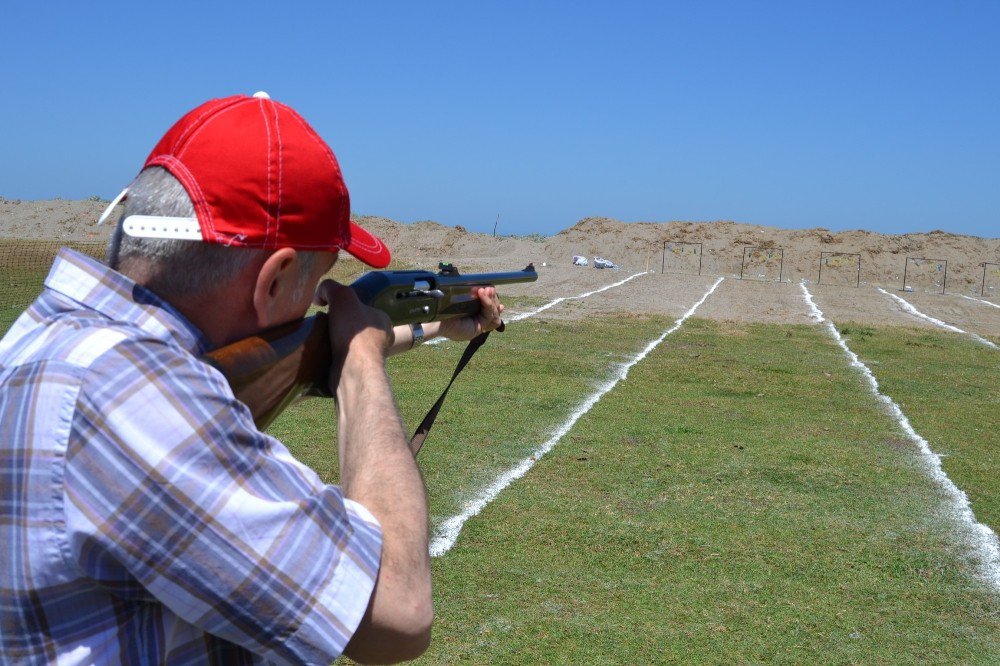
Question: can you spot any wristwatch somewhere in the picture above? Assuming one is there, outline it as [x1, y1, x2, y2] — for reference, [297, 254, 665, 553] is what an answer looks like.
[410, 322, 425, 349]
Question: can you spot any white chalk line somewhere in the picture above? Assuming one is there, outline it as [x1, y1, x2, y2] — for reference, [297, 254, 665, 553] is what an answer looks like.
[429, 276, 725, 557]
[801, 283, 1000, 591]
[507, 271, 650, 322]
[961, 294, 1000, 311]
[877, 288, 997, 350]
[425, 271, 649, 346]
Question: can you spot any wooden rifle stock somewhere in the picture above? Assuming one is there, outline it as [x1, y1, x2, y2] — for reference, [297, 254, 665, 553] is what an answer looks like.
[202, 263, 537, 440]
[203, 312, 333, 431]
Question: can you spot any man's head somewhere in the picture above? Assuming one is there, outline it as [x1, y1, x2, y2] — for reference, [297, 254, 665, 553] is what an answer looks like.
[113, 92, 390, 263]
[106, 92, 390, 344]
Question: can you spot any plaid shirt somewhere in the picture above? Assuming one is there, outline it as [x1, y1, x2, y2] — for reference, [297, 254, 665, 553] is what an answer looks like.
[0, 249, 382, 665]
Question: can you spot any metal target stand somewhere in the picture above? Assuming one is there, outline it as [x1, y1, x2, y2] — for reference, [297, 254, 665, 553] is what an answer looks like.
[981, 262, 1000, 297]
[903, 257, 947, 294]
[818, 252, 861, 287]
[660, 241, 703, 275]
[739, 246, 784, 282]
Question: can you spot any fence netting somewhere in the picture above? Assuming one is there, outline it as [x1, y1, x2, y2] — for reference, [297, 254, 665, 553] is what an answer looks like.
[1, 241, 106, 333]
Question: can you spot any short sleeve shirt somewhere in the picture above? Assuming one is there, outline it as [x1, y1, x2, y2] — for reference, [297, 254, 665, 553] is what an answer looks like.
[0, 249, 382, 665]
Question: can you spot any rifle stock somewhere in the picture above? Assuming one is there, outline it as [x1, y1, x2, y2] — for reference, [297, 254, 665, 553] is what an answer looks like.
[202, 263, 537, 434]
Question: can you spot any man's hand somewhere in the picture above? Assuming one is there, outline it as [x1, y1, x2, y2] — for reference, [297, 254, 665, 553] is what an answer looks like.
[384, 286, 507, 356]
[313, 278, 395, 390]
[437, 286, 506, 341]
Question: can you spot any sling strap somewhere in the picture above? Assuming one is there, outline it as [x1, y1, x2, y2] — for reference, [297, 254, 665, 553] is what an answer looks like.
[409, 321, 504, 456]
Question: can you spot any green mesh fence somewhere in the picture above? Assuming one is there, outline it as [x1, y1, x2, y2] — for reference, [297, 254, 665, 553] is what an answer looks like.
[0, 240, 106, 334]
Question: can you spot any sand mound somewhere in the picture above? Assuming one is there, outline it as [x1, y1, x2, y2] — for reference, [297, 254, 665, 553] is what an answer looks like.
[2, 198, 997, 292]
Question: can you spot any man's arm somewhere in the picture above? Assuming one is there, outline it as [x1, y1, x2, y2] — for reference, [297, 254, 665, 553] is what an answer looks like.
[386, 286, 506, 354]
[316, 280, 433, 663]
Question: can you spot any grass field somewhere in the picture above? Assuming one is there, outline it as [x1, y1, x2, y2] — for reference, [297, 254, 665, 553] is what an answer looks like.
[0, 265, 50, 332]
[2, 252, 998, 663]
[266, 309, 1000, 664]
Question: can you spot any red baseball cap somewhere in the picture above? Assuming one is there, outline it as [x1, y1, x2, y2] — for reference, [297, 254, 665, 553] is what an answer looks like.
[105, 92, 391, 268]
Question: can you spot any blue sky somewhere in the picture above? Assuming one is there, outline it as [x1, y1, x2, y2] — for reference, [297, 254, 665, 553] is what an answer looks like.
[2, 1, 997, 238]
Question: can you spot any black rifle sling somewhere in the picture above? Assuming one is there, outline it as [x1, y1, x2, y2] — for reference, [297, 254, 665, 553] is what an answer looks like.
[409, 321, 504, 456]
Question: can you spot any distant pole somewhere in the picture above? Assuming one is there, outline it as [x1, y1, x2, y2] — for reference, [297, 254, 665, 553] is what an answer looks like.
[493, 214, 499, 238]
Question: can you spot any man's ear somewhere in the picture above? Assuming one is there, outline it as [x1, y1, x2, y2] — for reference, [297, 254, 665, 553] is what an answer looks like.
[252, 247, 299, 328]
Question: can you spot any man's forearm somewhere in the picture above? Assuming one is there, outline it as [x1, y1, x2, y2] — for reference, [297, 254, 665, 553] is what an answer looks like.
[386, 322, 443, 357]
[337, 353, 432, 661]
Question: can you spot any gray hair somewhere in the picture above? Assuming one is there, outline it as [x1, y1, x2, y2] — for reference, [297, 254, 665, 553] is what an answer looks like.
[108, 167, 319, 300]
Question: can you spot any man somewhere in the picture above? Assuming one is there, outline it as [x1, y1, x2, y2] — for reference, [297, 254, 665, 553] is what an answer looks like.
[0, 93, 504, 664]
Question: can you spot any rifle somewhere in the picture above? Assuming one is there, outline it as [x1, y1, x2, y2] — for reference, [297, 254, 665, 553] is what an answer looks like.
[203, 263, 538, 452]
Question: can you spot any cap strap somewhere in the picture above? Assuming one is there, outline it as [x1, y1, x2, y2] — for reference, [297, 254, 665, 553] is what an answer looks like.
[123, 215, 202, 240]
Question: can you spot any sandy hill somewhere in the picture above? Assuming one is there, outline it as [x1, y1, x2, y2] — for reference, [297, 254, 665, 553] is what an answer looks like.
[354, 215, 998, 292]
[2, 198, 997, 291]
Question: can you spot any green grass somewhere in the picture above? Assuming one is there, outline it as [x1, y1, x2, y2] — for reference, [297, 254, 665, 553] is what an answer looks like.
[3, 243, 997, 662]
[271, 313, 671, 521]
[837, 323, 1000, 531]
[403, 319, 999, 664]
[1, 269, 48, 332]
[271, 315, 1000, 664]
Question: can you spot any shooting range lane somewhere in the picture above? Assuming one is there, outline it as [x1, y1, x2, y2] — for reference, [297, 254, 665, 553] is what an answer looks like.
[804, 283, 940, 331]
[691, 277, 815, 325]
[877, 288, 999, 350]
[894, 292, 1000, 342]
[578, 271, 721, 320]
[800, 283, 1000, 591]
[961, 294, 1000, 311]
[428, 277, 725, 557]
[515, 271, 721, 323]
[506, 271, 648, 323]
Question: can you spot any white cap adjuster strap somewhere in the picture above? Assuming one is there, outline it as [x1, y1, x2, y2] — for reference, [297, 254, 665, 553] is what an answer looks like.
[123, 215, 203, 240]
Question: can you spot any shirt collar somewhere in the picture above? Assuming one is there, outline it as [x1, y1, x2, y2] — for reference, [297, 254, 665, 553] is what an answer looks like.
[44, 248, 212, 355]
